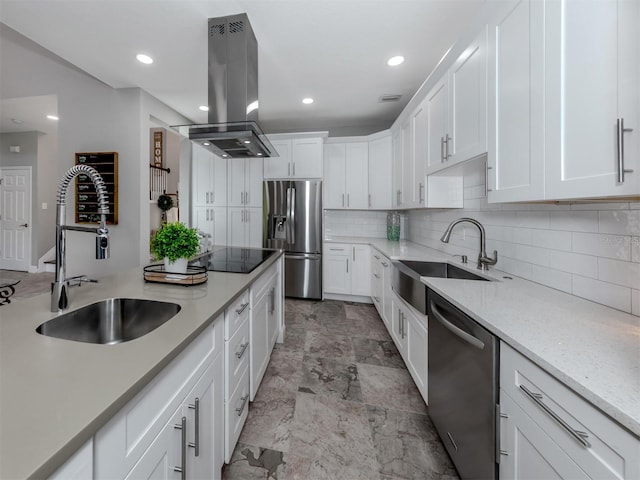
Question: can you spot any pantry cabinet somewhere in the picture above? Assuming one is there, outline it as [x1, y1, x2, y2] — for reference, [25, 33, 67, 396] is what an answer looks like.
[264, 136, 324, 179]
[323, 243, 370, 298]
[500, 343, 639, 480]
[544, 0, 639, 199]
[487, 0, 545, 202]
[323, 142, 369, 209]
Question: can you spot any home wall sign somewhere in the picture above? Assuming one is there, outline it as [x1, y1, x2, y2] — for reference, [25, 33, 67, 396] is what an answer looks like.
[75, 152, 119, 225]
[153, 131, 163, 166]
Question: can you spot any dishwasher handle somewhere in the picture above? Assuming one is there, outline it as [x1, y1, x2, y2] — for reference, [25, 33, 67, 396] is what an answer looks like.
[429, 300, 485, 350]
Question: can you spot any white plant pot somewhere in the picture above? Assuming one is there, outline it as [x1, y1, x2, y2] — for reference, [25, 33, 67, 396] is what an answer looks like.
[164, 257, 188, 274]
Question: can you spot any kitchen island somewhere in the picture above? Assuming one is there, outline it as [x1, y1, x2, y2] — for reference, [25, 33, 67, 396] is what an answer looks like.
[0, 249, 283, 479]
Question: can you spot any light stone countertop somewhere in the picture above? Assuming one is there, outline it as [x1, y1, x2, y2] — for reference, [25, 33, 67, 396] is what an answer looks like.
[326, 236, 640, 437]
[0, 250, 283, 480]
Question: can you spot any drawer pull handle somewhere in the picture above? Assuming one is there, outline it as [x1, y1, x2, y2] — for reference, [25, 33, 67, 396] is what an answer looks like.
[374, 255, 380, 260]
[373, 273, 380, 279]
[519, 384, 590, 448]
[236, 302, 249, 315]
[381, 261, 389, 267]
[188, 398, 200, 457]
[235, 341, 249, 359]
[236, 394, 249, 416]
[173, 416, 187, 479]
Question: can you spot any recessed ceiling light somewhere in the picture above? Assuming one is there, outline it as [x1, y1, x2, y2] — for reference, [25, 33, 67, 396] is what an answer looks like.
[387, 55, 405, 66]
[256, 153, 263, 156]
[243, 140, 251, 144]
[222, 154, 229, 158]
[202, 142, 210, 146]
[46, 115, 59, 121]
[136, 54, 154, 65]
[302, 98, 314, 105]
[199, 105, 209, 111]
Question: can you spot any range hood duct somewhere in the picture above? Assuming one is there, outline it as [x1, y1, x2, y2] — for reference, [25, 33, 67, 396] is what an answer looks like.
[179, 13, 276, 158]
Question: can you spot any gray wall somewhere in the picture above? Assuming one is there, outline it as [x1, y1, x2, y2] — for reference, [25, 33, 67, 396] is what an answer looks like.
[0, 24, 192, 277]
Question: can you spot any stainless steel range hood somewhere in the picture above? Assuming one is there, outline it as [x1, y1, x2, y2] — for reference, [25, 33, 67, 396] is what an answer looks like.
[176, 13, 276, 158]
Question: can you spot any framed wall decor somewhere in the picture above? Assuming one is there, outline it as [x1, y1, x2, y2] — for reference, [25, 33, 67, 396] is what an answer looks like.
[75, 152, 119, 224]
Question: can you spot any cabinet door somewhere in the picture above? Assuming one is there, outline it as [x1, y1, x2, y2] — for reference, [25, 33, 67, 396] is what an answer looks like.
[264, 140, 291, 178]
[392, 130, 404, 208]
[401, 119, 413, 207]
[192, 146, 213, 206]
[500, 393, 587, 480]
[210, 155, 228, 206]
[488, 0, 545, 203]
[211, 207, 227, 246]
[244, 158, 263, 208]
[426, 76, 450, 173]
[48, 439, 93, 480]
[449, 26, 488, 165]
[381, 256, 393, 327]
[390, 296, 407, 355]
[368, 135, 393, 209]
[245, 207, 262, 248]
[227, 207, 246, 247]
[405, 311, 428, 402]
[292, 137, 323, 178]
[350, 244, 370, 296]
[411, 102, 427, 206]
[371, 252, 383, 314]
[187, 357, 224, 480]
[250, 287, 270, 400]
[323, 143, 347, 209]
[345, 143, 369, 209]
[545, 0, 639, 199]
[323, 247, 350, 295]
[227, 161, 246, 207]
[267, 278, 279, 348]
[124, 408, 182, 480]
[225, 374, 250, 463]
[193, 206, 213, 239]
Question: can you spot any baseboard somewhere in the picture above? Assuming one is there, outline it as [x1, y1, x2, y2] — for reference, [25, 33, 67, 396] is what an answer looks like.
[323, 293, 373, 304]
[28, 265, 39, 273]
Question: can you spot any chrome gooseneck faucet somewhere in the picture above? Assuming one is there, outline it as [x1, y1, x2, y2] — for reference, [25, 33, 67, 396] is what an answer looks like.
[51, 165, 110, 312]
[440, 217, 498, 271]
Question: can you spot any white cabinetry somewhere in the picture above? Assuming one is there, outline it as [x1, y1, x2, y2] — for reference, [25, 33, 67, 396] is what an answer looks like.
[410, 101, 427, 206]
[544, 0, 639, 199]
[48, 439, 93, 480]
[392, 129, 403, 208]
[264, 136, 324, 179]
[94, 319, 225, 480]
[487, 0, 545, 202]
[368, 134, 393, 209]
[324, 142, 369, 209]
[500, 343, 639, 479]
[224, 292, 250, 463]
[426, 27, 488, 175]
[227, 158, 262, 247]
[194, 206, 227, 246]
[192, 145, 227, 207]
[227, 207, 261, 248]
[323, 243, 371, 298]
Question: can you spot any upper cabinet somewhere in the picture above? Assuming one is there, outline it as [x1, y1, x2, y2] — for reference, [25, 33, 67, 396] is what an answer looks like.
[192, 144, 227, 207]
[368, 135, 393, 209]
[324, 142, 369, 209]
[264, 135, 324, 179]
[487, 0, 545, 202]
[425, 27, 488, 175]
[544, 0, 639, 199]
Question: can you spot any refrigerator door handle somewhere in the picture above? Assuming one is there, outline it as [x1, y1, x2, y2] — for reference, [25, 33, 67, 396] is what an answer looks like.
[289, 187, 296, 245]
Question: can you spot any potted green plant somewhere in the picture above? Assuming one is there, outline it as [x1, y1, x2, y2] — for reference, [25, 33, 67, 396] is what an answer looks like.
[150, 222, 199, 273]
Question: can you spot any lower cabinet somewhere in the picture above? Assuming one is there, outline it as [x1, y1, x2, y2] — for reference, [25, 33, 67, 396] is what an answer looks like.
[48, 439, 93, 480]
[323, 243, 371, 298]
[500, 343, 639, 480]
[370, 249, 392, 330]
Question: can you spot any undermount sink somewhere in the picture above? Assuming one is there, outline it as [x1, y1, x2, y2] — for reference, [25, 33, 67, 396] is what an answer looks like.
[36, 298, 181, 345]
[392, 260, 491, 315]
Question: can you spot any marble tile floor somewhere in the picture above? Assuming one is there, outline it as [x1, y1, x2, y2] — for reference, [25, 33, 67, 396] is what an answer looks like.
[223, 299, 459, 480]
[0, 269, 53, 304]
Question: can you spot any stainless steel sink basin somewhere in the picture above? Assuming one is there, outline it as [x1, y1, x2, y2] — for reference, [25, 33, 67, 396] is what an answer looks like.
[36, 298, 181, 344]
[392, 260, 490, 314]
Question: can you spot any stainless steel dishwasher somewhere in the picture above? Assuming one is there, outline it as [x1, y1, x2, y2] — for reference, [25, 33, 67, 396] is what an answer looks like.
[427, 289, 499, 480]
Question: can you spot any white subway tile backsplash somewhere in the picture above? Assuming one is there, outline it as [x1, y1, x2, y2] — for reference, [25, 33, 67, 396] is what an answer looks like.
[598, 210, 640, 235]
[572, 232, 631, 261]
[632, 289, 640, 316]
[548, 251, 598, 278]
[549, 210, 599, 233]
[572, 275, 632, 313]
[597, 258, 640, 289]
[530, 265, 572, 294]
[632, 237, 640, 263]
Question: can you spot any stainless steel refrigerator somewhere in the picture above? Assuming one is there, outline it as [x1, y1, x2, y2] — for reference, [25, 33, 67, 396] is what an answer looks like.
[263, 180, 322, 299]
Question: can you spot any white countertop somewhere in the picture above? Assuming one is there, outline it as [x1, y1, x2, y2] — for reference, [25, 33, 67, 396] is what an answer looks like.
[0, 250, 282, 480]
[326, 236, 640, 437]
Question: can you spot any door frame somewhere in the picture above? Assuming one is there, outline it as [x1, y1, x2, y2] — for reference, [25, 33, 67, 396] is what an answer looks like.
[0, 166, 33, 272]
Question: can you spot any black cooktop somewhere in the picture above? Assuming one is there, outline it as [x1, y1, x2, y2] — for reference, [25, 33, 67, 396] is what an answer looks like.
[190, 247, 273, 274]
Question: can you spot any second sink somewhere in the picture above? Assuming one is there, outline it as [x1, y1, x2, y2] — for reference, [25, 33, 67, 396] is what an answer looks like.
[36, 298, 181, 345]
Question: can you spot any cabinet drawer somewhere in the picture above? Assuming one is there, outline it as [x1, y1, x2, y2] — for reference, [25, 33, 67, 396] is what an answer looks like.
[94, 318, 222, 479]
[225, 290, 249, 340]
[325, 243, 349, 254]
[225, 369, 250, 463]
[226, 317, 250, 394]
[500, 343, 639, 479]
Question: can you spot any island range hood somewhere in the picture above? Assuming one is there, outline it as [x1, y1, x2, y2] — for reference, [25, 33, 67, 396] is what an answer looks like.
[176, 13, 276, 158]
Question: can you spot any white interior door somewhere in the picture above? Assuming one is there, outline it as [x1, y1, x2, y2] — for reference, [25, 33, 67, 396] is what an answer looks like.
[0, 167, 32, 271]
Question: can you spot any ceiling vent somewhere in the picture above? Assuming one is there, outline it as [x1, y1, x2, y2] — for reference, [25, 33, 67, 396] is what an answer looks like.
[378, 94, 403, 103]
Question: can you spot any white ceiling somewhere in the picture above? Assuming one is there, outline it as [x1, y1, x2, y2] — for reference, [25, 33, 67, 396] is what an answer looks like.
[0, 0, 486, 136]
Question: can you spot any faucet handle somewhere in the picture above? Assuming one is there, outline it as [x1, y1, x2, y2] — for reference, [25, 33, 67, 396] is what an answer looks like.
[479, 250, 498, 270]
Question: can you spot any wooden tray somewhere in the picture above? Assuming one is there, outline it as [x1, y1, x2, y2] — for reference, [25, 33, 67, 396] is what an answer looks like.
[143, 265, 207, 286]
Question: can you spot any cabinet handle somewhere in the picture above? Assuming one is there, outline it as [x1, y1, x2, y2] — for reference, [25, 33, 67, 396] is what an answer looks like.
[173, 416, 187, 479]
[236, 394, 249, 416]
[292, 162, 296, 176]
[269, 287, 275, 314]
[373, 273, 380, 279]
[329, 247, 345, 251]
[235, 341, 249, 359]
[519, 384, 591, 448]
[352, 247, 356, 262]
[374, 254, 380, 260]
[440, 136, 446, 163]
[346, 258, 349, 273]
[288, 162, 291, 176]
[617, 118, 634, 183]
[486, 161, 493, 194]
[188, 398, 200, 457]
[398, 309, 402, 336]
[206, 192, 209, 204]
[419, 182, 425, 203]
[245, 191, 249, 204]
[381, 261, 389, 267]
[445, 133, 451, 160]
[236, 302, 249, 315]
[368, 194, 372, 208]
[347, 193, 350, 207]
[240, 191, 244, 204]
[342, 194, 345, 207]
